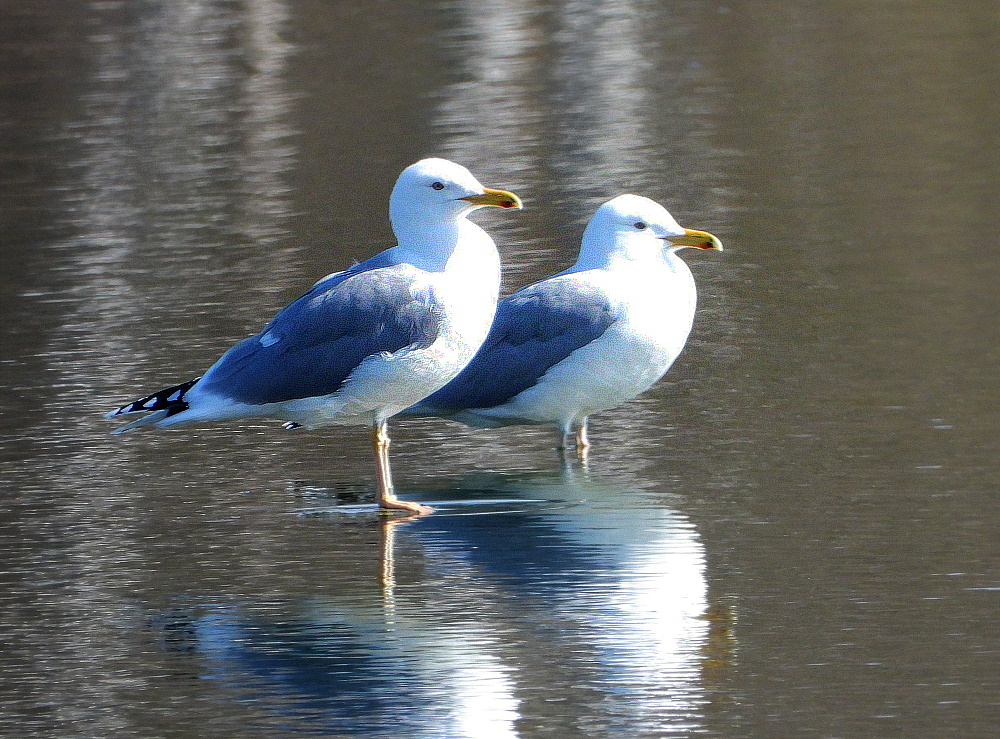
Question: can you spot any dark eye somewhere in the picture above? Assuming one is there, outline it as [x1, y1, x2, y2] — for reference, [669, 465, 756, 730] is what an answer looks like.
[634, 221, 647, 230]
[431, 181, 445, 191]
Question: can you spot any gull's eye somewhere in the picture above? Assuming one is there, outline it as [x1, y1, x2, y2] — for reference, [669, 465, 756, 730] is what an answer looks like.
[634, 221, 647, 230]
[431, 181, 445, 191]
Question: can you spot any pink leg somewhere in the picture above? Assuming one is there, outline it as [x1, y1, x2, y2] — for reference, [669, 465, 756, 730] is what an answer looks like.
[575, 418, 591, 451]
[371, 420, 432, 516]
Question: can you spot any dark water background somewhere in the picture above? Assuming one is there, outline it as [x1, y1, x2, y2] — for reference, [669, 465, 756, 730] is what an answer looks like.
[1, 1, 997, 736]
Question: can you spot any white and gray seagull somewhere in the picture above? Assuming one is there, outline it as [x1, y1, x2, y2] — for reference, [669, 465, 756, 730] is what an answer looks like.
[107, 158, 522, 515]
[401, 194, 721, 453]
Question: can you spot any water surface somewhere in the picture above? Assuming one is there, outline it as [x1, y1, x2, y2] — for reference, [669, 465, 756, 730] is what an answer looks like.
[1, 1, 997, 736]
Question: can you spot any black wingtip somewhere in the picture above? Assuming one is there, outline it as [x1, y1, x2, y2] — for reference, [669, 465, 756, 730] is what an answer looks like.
[108, 377, 201, 418]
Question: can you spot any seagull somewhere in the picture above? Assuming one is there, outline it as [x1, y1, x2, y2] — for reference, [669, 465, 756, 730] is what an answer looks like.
[106, 158, 522, 515]
[401, 194, 721, 453]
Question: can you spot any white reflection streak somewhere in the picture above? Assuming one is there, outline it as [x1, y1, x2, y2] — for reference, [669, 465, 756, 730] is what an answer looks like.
[68, 0, 295, 383]
[237, 0, 297, 244]
[434, 0, 540, 185]
[420, 6, 544, 733]
[608, 515, 708, 682]
[444, 646, 520, 739]
[552, 0, 656, 197]
[520, 474, 709, 724]
[32, 2, 294, 732]
[378, 518, 519, 738]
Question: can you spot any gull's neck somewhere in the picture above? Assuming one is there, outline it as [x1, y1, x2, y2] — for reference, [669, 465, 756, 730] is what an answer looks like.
[392, 217, 490, 274]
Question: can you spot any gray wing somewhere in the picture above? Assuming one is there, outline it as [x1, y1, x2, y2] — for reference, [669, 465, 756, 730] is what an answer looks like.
[196, 259, 441, 405]
[411, 277, 617, 413]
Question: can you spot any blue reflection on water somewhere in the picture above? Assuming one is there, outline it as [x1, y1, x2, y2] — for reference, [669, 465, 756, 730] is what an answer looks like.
[156, 471, 709, 737]
[192, 610, 439, 735]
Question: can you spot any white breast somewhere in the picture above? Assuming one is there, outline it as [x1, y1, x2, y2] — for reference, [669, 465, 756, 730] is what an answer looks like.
[475, 255, 697, 429]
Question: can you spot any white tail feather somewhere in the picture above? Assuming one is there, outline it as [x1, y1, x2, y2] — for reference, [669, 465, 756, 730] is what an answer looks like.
[110, 409, 172, 434]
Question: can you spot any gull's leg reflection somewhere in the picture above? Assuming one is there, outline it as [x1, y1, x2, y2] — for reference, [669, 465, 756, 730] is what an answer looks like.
[378, 514, 418, 621]
[700, 597, 738, 689]
[575, 418, 591, 467]
[557, 423, 592, 470]
[557, 427, 572, 452]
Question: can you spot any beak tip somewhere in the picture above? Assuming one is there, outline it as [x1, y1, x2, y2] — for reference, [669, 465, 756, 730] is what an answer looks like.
[463, 188, 523, 210]
[499, 192, 524, 210]
[672, 228, 723, 252]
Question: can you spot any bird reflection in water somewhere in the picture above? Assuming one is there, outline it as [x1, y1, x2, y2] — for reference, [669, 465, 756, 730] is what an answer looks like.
[151, 471, 734, 736]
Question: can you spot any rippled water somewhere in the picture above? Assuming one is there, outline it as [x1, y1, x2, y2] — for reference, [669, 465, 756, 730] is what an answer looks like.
[1, 1, 997, 737]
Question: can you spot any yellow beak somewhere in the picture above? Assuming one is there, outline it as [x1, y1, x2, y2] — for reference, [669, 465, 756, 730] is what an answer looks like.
[460, 187, 523, 210]
[667, 228, 723, 251]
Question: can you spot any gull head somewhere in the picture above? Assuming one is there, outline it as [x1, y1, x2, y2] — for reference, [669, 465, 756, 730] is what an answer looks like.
[389, 158, 522, 227]
[578, 194, 722, 268]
